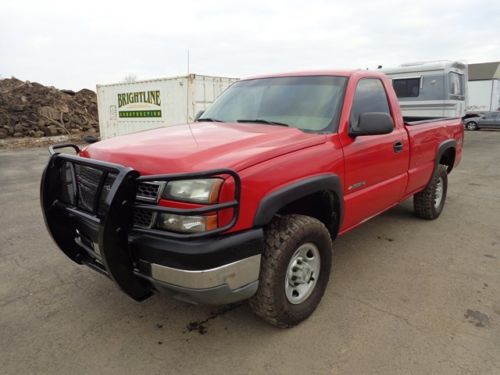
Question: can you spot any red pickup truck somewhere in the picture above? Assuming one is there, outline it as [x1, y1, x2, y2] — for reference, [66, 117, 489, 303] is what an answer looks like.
[41, 70, 463, 327]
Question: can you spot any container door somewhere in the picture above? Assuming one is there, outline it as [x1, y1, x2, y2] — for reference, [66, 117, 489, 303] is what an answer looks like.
[190, 76, 238, 121]
[108, 104, 118, 138]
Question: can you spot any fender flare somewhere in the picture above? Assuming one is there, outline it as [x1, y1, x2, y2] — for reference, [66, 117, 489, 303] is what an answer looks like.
[435, 139, 457, 173]
[253, 174, 344, 229]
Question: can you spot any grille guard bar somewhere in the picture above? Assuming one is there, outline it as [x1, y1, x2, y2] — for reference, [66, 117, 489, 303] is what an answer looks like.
[40, 145, 241, 301]
[135, 169, 241, 239]
[49, 143, 81, 155]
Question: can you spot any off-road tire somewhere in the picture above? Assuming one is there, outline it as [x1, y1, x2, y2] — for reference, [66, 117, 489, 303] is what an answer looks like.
[249, 214, 333, 328]
[414, 164, 448, 220]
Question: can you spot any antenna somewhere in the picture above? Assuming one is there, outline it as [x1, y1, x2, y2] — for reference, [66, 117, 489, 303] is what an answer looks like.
[187, 49, 190, 75]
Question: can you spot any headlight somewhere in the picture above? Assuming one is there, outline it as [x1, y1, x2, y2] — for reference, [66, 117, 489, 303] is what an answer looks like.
[162, 178, 222, 204]
[158, 213, 217, 233]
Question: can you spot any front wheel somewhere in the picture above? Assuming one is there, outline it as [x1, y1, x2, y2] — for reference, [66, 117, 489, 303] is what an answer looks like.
[414, 164, 448, 220]
[249, 215, 332, 328]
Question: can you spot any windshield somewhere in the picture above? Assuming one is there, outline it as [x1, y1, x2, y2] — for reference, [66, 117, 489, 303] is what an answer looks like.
[199, 76, 347, 132]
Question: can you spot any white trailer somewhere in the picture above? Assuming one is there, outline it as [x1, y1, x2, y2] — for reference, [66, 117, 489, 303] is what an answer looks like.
[467, 80, 500, 113]
[382, 61, 468, 118]
[466, 62, 500, 114]
[96, 74, 239, 139]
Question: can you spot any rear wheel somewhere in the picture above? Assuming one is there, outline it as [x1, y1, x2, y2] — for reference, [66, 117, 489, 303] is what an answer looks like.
[466, 121, 478, 130]
[414, 164, 448, 220]
[249, 215, 332, 328]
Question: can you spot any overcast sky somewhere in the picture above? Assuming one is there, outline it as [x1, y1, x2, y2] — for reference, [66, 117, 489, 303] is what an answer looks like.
[1, 0, 499, 90]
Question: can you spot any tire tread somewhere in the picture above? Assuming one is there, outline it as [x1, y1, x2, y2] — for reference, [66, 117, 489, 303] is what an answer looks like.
[414, 164, 448, 220]
[249, 215, 332, 328]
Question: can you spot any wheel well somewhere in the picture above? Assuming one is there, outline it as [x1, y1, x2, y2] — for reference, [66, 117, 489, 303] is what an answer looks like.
[440, 147, 456, 173]
[276, 190, 340, 239]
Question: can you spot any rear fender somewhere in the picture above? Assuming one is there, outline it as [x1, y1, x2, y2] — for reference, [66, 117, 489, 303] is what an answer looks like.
[435, 139, 457, 174]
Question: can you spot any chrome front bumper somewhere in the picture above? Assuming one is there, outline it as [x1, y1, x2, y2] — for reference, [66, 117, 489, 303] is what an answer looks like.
[148, 255, 261, 305]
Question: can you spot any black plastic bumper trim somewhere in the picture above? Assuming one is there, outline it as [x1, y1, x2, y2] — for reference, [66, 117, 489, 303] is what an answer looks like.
[130, 228, 264, 271]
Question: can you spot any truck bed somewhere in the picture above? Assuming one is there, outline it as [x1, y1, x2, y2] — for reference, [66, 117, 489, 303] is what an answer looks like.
[403, 117, 463, 197]
[404, 116, 461, 126]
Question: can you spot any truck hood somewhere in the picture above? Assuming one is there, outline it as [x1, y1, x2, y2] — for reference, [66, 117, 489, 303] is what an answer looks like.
[81, 123, 326, 174]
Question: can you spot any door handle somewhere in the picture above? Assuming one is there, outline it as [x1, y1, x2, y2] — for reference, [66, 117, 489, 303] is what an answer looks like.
[393, 141, 404, 153]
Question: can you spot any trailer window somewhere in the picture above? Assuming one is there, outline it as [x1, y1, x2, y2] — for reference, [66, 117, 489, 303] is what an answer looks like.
[392, 78, 420, 98]
[449, 72, 464, 96]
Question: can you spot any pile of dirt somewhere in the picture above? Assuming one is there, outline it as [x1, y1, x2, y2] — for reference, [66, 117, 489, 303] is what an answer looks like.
[0, 77, 99, 139]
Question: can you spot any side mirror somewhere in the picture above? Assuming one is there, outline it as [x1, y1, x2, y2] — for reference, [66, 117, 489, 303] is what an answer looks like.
[194, 110, 205, 121]
[349, 112, 394, 137]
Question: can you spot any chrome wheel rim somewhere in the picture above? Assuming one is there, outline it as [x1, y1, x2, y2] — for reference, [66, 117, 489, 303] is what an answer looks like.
[285, 243, 321, 304]
[434, 177, 444, 208]
[467, 123, 476, 130]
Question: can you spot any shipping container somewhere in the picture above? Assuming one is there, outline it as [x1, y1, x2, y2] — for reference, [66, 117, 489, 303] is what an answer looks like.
[96, 74, 239, 139]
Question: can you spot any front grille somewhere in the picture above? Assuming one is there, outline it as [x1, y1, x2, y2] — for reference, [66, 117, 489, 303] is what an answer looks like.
[59, 162, 159, 221]
[133, 208, 155, 228]
[97, 173, 117, 217]
[133, 182, 163, 228]
[60, 162, 76, 206]
[60, 163, 117, 216]
[136, 182, 162, 202]
[74, 164, 103, 212]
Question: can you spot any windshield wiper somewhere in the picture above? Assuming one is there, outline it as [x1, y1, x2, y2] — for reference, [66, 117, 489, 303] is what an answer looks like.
[237, 119, 290, 127]
[197, 118, 224, 122]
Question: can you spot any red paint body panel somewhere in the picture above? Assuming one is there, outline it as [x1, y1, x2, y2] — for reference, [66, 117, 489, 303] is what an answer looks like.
[404, 119, 463, 196]
[80, 70, 464, 236]
[337, 72, 411, 231]
[81, 122, 326, 174]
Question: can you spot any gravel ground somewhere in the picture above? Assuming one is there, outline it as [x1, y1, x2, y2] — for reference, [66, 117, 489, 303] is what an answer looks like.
[0, 131, 499, 375]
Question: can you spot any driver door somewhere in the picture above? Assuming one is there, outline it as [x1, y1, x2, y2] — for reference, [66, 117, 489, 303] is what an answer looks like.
[340, 78, 410, 230]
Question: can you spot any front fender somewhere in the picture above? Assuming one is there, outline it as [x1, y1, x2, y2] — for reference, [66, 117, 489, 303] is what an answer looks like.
[253, 174, 344, 228]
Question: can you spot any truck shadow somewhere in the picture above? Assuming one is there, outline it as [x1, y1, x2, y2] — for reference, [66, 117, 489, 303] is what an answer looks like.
[98, 200, 420, 338]
[31, 195, 444, 370]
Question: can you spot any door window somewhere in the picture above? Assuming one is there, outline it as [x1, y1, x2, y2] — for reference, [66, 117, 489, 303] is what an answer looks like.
[350, 79, 391, 127]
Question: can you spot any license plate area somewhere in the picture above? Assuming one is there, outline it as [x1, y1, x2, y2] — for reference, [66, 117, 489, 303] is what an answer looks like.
[75, 229, 102, 261]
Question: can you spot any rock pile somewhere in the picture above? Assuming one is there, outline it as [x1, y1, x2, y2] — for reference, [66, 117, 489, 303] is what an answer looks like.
[0, 77, 99, 139]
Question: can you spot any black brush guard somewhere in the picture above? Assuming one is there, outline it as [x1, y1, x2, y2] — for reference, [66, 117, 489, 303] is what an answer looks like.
[41, 144, 241, 301]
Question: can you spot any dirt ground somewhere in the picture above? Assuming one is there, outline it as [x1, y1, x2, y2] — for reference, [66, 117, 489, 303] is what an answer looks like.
[0, 131, 499, 375]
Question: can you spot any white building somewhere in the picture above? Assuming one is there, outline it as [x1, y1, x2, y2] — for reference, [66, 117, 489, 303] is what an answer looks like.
[467, 62, 500, 114]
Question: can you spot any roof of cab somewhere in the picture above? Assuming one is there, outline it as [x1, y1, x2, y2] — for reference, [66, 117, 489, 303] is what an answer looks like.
[242, 70, 363, 80]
